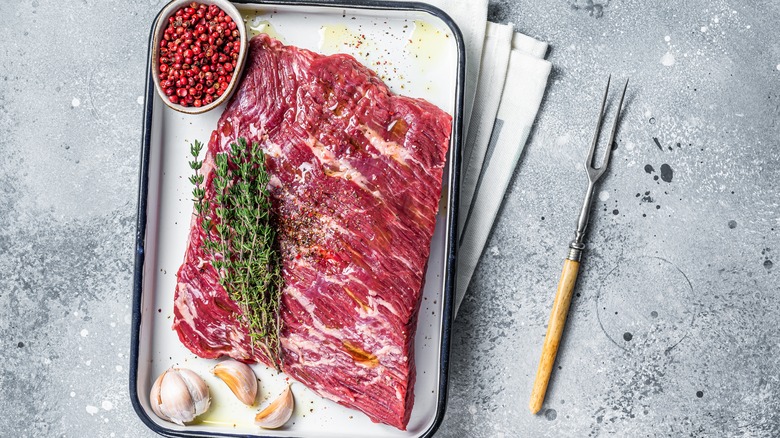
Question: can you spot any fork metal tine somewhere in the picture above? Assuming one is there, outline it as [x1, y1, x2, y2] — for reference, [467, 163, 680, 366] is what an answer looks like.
[598, 79, 629, 175]
[588, 77, 629, 182]
[586, 75, 611, 170]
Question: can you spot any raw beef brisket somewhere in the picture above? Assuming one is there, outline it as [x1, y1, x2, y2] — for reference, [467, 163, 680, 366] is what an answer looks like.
[172, 34, 451, 429]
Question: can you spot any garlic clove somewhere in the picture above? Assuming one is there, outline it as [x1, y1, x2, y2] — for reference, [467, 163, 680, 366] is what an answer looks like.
[213, 359, 258, 406]
[159, 369, 196, 425]
[255, 384, 294, 429]
[149, 368, 211, 426]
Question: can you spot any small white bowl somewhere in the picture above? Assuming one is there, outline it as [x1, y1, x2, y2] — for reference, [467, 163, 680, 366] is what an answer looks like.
[151, 0, 248, 114]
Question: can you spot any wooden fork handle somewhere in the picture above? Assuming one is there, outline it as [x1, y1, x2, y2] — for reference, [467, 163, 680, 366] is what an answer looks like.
[529, 258, 581, 414]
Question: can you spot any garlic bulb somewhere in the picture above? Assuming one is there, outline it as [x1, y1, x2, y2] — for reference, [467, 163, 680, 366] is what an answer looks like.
[255, 384, 294, 429]
[213, 359, 258, 406]
[150, 368, 211, 425]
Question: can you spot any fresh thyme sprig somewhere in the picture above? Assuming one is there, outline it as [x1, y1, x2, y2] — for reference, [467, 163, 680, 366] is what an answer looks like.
[189, 138, 284, 368]
[188, 140, 208, 217]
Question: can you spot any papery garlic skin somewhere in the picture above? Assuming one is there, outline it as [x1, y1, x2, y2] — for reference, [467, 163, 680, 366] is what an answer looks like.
[177, 368, 210, 419]
[213, 359, 258, 406]
[150, 371, 170, 422]
[149, 368, 211, 425]
[255, 384, 294, 429]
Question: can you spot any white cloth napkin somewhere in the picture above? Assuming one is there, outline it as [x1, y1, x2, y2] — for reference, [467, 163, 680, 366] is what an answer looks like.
[391, 0, 552, 316]
[458, 22, 514, 239]
[456, 33, 552, 315]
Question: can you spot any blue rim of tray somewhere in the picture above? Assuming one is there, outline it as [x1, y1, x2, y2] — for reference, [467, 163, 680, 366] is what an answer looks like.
[130, 1, 464, 436]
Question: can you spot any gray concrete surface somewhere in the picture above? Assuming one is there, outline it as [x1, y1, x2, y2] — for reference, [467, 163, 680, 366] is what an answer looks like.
[1, 0, 778, 437]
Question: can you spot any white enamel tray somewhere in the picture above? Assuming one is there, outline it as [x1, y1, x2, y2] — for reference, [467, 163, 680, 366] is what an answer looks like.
[130, 2, 464, 437]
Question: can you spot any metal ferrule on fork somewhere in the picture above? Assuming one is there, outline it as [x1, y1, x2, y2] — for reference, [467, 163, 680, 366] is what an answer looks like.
[567, 241, 585, 262]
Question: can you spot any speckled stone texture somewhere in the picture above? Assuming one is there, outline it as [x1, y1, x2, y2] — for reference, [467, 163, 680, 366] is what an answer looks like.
[0, 0, 778, 437]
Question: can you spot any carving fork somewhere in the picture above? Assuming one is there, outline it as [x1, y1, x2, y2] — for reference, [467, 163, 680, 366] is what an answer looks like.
[529, 76, 628, 414]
